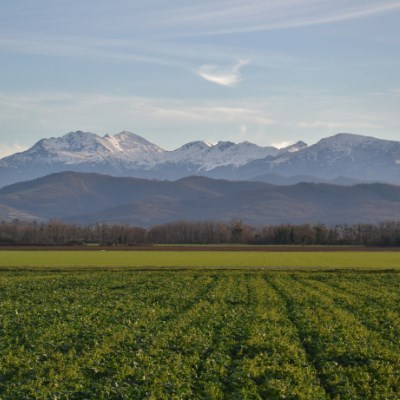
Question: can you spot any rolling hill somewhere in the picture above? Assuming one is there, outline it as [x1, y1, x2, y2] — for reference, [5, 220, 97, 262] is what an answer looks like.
[1, 171, 400, 226]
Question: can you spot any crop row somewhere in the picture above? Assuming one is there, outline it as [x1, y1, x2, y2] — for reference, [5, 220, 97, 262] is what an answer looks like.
[0, 270, 399, 399]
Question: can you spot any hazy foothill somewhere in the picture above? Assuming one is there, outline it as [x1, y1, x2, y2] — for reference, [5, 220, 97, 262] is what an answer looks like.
[1, 131, 400, 227]
[2, 170, 400, 226]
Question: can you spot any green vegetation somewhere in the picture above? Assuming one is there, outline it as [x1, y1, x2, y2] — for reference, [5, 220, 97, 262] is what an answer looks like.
[0, 250, 400, 269]
[1, 269, 400, 399]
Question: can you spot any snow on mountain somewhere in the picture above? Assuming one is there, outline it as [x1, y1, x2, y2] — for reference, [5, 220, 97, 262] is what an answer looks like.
[283, 141, 308, 153]
[163, 140, 213, 164]
[1, 130, 399, 186]
[301, 133, 380, 159]
[1, 131, 165, 167]
[162, 140, 281, 170]
[255, 133, 400, 182]
[286, 133, 400, 164]
[102, 131, 165, 157]
[0, 131, 285, 171]
[205, 141, 281, 169]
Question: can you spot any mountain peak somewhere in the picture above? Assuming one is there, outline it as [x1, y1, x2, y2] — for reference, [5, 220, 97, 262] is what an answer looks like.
[104, 131, 164, 153]
[215, 141, 235, 151]
[283, 141, 308, 153]
[319, 132, 378, 145]
[5, 130, 164, 168]
[114, 131, 152, 143]
[177, 140, 213, 151]
[63, 130, 97, 139]
[1, 131, 399, 188]
[39, 131, 100, 153]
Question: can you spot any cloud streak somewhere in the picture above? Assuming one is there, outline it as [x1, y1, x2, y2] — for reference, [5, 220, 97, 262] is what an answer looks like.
[0, 92, 273, 149]
[0, 36, 180, 67]
[196, 60, 249, 87]
[146, 1, 400, 36]
[1, 88, 398, 149]
[1, 1, 398, 67]
[0, 144, 26, 158]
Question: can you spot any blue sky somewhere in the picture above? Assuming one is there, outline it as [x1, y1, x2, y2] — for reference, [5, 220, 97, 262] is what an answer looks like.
[0, 0, 399, 156]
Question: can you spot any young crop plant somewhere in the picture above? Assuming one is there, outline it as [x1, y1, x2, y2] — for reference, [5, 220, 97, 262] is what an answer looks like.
[0, 269, 399, 399]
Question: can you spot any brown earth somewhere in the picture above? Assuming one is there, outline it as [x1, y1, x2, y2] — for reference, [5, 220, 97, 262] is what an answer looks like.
[0, 245, 399, 252]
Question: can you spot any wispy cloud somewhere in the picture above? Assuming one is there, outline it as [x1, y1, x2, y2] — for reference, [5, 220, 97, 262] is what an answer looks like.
[0, 34, 291, 73]
[0, 36, 180, 67]
[2, 1, 397, 68]
[0, 144, 26, 158]
[271, 140, 294, 149]
[295, 120, 379, 130]
[0, 89, 398, 151]
[0, 92, 272, 149]
[196, 60, 249, 87]
[146, 1, 400, 36]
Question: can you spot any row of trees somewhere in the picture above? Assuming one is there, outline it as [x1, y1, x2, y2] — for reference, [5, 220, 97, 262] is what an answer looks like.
[1, 219, 400, 246]
[0, 220, 146, 246]
[253, 222, 400, 246]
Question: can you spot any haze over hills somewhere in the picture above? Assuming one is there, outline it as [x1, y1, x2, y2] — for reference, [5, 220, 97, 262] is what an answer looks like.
[1, 171, 400, 226]
[1, 131, 399, 187]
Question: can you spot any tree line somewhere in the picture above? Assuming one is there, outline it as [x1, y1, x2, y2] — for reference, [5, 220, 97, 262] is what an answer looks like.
[1, 219, 400, 246]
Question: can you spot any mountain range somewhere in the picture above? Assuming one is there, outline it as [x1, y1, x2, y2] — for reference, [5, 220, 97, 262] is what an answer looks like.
[1, 130, 399, 187]
[1, 171, 400, 226]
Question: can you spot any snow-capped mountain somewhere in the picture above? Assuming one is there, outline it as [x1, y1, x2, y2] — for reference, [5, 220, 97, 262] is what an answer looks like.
[163, 140, 281, 170]
[284, 141, 308, 153]
[243, 133, 400, 183]
[0, 131, 292, 186]
[1, 131, 283, 169]
[0, 130, 399, 187]
[3, 131, 164, 166]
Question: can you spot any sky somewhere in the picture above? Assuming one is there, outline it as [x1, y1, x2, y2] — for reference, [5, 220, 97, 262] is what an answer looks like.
[0, 0, 399, 156]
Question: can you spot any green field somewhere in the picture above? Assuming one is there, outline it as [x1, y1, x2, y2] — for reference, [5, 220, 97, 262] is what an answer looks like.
[1, 250, 400, 269]
[1, 251, 400, 398]
[1, 268, 400, 399]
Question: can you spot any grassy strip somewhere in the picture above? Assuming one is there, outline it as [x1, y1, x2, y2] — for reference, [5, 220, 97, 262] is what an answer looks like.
[0, 250, 400, 269]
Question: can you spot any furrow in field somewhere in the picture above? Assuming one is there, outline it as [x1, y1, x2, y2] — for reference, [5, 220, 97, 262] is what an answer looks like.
[228, 273, 328, 399]
[265, 273, 333, 398]
[77, 272, 222, 399]
[269, 274, 400, 399]
[3, 269, 400, 399]
[188, 273, 255, 399]
[297, 274, 400, 346]
[121, 272, 243, 399]
[310, 273, 400, 306]
[0, 272, 219, 399]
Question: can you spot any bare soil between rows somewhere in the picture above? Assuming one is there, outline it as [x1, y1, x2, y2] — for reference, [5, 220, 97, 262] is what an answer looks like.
[1, 245, 399, 252]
